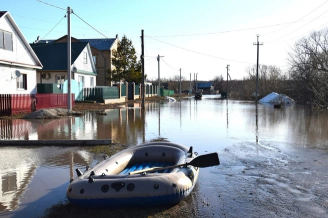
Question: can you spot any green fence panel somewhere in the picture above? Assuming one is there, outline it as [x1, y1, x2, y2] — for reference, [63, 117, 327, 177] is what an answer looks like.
[101, 86, 119, 99]
[37, 83, 63, 94]
[121, 84, 126, 97]
[161, 89, 174, 96]
[83, 86, 119, 102]
[135, 84, 140, 95]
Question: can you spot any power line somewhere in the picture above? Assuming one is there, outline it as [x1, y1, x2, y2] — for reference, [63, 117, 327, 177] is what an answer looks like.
[41, 15, 66, 40]
[72, 11, 109, 39]
[267, 7, 328, 43]
[161, 58, 180, 71]
[146, 35, 253, 65]
[147, 23, 294, 38]
[263, 0, 328, 35]
[36, 0, 66, 11]
[146, 18, 328, 38]
[267, 20, 328, 44]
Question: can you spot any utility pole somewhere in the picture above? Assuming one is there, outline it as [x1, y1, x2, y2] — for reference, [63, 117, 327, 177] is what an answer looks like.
[226, 64, 230, 99]
[196, 73, 198, 91]
[141, 30, 145, 109]
[189, 73, 191, 95]
[179, 68, 182, 97]
[67, 7, 72, 110]
[193, 73, 195, 93]
[253, 35, 263, 103]
[157, 54, 164, 97]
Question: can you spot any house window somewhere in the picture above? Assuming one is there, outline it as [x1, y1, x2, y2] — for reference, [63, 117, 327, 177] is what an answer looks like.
[56, 75, 65, 84]
[90, 77, 94, 87]
[78, 75, 84, 87]
[93, 56, 96, 65]
[0, 30, 13, 51]
[83, 52, 87, 64]
[17, 74, 27, 90]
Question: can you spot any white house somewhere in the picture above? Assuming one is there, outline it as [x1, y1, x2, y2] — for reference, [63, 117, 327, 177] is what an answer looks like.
[30, 42, 97, 89]
[0, 11, 42, 94]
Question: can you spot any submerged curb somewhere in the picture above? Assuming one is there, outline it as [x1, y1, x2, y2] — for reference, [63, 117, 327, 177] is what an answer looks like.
[0, 139, 111, 146]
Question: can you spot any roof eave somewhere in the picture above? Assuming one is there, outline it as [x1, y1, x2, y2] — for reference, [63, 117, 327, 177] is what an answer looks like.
[4, 12, 43, 68]
[0, 59, 42, 69]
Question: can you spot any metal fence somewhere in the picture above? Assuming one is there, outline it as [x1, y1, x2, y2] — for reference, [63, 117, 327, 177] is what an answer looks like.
[0, 93, 75, 116]
[84, 86, 119, 102]
[135, 84, 140, 95]
[121, 84, 126, 97]
[35, 93, 75, 110]
[162, 89, 175, 96]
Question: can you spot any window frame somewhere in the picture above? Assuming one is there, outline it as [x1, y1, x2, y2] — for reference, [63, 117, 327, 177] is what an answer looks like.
[56, 74, 65, 84]
[0, 29, 13, 51]
[16, 74, 27, 90]
[90, 77, 94, 87]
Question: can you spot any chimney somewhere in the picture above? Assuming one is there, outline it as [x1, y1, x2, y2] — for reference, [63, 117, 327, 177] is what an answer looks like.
[116, 34, 118, 39]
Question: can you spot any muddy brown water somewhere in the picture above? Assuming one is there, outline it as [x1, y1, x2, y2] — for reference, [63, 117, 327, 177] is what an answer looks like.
[0, 95, 327, 217]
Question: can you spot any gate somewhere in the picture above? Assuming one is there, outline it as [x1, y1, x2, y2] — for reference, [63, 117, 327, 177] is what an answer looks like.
[128, 83, 134, 100]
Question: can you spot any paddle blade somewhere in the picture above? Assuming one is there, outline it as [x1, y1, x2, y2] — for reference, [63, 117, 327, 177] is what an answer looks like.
[189, 152, 220, 168]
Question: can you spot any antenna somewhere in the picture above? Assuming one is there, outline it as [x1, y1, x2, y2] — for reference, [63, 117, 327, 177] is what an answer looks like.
[15, 70, 21, 78]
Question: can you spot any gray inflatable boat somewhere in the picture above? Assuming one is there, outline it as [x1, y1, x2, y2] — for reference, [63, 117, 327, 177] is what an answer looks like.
[66, 142, 203, 208]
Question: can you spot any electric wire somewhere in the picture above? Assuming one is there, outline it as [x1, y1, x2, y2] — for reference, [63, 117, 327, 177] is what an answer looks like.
[263, 0, 328, 35]
[267, 20, 328, 44]
[146, 35, 253, 65]
[161, 58, 180, 71]
[41, 15, 66, 40]
[72, 11, 109, 39]
[267, 7, 328, 43]
[36, 0, 66, 11]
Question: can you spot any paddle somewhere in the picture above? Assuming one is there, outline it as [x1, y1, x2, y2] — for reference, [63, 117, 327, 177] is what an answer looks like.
[129, 152, 220, 175]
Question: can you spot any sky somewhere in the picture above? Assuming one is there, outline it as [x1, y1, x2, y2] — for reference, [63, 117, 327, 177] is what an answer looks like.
[3, 0, 328, 81]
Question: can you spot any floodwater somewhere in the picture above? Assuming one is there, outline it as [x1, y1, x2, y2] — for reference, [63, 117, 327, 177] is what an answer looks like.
[0, 95, 328, 217]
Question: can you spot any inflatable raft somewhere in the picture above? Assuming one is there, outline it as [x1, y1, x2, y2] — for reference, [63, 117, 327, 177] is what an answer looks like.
[66, 142, 219, 208]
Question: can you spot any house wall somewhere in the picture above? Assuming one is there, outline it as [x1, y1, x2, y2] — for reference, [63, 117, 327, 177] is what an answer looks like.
[54, 36, 118, 86]
[0, 64, 36, 94]
[0, 14, 39, 94]
[74, 46, 94, 74]
[74, 72, 96, 88]
[0, 15, 37, 66]
[37, 71, 66, 84]
[88, 39, 118, 86]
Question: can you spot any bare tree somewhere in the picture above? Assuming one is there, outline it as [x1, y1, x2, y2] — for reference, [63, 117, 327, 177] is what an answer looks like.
[288, 28, 328, 107]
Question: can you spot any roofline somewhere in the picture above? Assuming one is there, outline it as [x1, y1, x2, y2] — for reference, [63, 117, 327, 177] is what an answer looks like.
[86, 43, 97, 73]
[0, 59, 42, 69]
[36, 70, 66, 72]
[41, 35, 117, 51]
[109, 38, 119, 50]
[2, 12, 43, 68]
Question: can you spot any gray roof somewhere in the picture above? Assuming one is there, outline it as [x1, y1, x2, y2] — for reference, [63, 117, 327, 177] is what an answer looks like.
[0, 11, 7, 18]
[79, 38, 116, 50]
[37, 37, 116, 51]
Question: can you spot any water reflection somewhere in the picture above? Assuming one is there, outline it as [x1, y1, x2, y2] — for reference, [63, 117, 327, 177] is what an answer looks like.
[0, 97, 328, 216]
[0, 146, 95, 214]
[256, 103, 258, 143]
[0, 99, 327, 148]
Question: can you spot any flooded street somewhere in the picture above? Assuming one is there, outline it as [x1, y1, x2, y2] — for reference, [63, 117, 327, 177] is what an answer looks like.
[0, 95, 328, 217]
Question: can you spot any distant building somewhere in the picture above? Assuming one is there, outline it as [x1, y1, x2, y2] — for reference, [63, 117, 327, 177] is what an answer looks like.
[194, 82, 214, 94]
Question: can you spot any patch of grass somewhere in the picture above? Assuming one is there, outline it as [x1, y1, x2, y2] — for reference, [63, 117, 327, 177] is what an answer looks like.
[89, 144, 128, 156]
